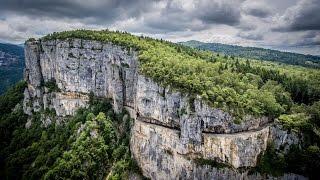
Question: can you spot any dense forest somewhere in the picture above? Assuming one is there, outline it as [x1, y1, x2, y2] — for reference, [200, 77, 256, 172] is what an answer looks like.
[0, 43, 24, 94]
[180, 40, 320, 68]
[0, 30, 319, 179]
[0, 82, 142, 179]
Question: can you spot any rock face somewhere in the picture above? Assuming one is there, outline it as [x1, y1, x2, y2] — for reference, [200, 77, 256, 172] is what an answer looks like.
[24, 39, 138, 115]
[23, 39, 303, 179]
[131, 120, 305, 180]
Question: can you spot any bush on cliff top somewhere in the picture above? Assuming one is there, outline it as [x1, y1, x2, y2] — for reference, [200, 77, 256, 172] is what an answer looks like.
[41, 30, 320, 121]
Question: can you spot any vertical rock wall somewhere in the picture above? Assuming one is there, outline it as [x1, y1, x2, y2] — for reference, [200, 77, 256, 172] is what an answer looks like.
[24, 39, 139, 115]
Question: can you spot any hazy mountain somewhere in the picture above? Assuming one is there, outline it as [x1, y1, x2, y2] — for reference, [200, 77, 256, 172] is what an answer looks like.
[0, 43, 24, 94]
[180, 40, 320, 68]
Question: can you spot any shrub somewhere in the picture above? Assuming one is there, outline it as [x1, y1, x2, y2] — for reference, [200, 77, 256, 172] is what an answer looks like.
[44, 79, 60, 93]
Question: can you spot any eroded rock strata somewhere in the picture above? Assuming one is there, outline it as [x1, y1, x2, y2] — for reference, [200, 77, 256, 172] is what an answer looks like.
[23, 39, 304, 179]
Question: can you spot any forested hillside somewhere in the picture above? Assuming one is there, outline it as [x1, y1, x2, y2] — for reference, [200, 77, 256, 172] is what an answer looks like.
[0, 43, 24, 94]
[180, 40, 320, 68]
[0, 82, 141, 179]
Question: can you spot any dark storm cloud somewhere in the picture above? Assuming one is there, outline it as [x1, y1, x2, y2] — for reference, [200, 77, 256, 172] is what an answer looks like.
[295, 31, 320, 46]
[242, 2, 272, 18]
[195, 0, 243, 25]
[143, 0, 243, 33]
[288, 40, 320, 46]
[237, 22, 257, 31]
[144, 15, 208, 33]
[303, 31, 319, 39]
[244, 8, 271, 18]
[0, 0, 244, 33]
[0, 0, 158, 24]
[143, 1, 200, 32]
[274, 0, 320, 31]
[237, 31, 264, 40]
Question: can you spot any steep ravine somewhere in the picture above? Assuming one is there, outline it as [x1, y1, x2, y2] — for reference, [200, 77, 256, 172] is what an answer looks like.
[23, 39, 305, 179]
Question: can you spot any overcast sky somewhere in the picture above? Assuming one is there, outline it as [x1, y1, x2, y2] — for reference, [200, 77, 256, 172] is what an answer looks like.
[0, 0, 319, 55]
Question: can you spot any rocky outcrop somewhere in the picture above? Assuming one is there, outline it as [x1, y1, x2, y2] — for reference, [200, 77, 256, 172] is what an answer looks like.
[24, 39, 138, 115]
[269, 123, 301, 152]
[132, 119, 267, 169]
[23, 39, 303, 179]
[131, 120, 305, 180]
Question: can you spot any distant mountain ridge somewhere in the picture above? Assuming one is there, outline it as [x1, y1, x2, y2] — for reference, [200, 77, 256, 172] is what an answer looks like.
[0, 43, 24, 94]
[180, 40, 320, 68]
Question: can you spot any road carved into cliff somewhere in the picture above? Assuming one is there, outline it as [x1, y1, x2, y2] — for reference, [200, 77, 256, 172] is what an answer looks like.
[137, 116, 272, 136]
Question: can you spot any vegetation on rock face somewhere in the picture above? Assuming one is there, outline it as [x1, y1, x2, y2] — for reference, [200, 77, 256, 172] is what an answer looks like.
[0, 81, 26, 116]
[43, 79, 60, 92]
[255, 143, 320, 179]
[0, 82, 141, 179]
[256, 101, 320, 179]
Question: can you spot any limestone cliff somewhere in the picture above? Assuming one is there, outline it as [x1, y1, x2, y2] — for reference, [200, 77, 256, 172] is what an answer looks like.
[23, 39, 304, 179]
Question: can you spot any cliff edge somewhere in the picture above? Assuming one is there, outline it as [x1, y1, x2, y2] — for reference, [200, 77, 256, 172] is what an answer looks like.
[23, 37, 303, 179]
